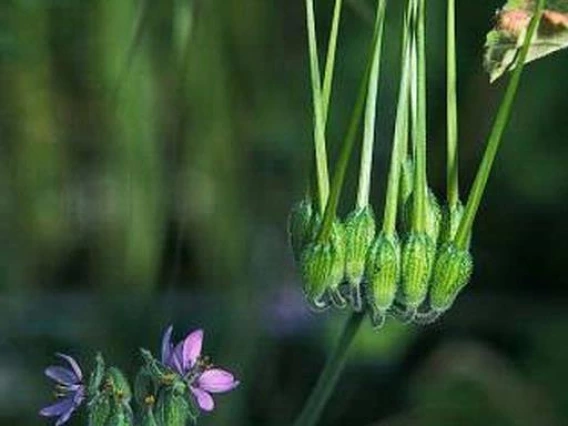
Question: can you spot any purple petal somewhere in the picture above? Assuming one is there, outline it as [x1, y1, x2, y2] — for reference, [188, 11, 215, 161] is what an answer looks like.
[55, 406, 76, 426]
[39, 396, 75, 417]
[45, 367, 78, 386]
[182, 329, 203, 369]
[190, 386, 214, 412]
[198, 369, 239, 393]
[170, 341, 185, 375]
[161, 325, 174, 365]
[56, 354, 83, 381]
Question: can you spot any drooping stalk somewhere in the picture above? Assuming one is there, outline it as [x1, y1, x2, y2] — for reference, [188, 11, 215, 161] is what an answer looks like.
[382, 1, 412, 235]
[410, 0, 428, 233]
[446, 0, 459, 208]
[356, 0, 387, 209]
[292, 312, 364, 426]
[455, 0, 546, 249]
[317, 0, 386, 242]
[305, 0, 330, 213]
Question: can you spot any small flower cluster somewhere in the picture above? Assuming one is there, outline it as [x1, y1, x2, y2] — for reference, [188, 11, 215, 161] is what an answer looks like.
[40, 327, 239, 426]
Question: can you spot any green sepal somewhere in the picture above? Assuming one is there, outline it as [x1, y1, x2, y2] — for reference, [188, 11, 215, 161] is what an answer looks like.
[140, 349, 173, 383]
[106, 367, 132, 404]
[401, 232, 436, 311]
[140, 406, 159, 426]
[288, 198, 315, 262]
[88, 353, 106, 396]
[365, 232, 400, 327]
[429, 243, 473, 313]
[343, 206, 376, 288]
[87, 392, 112, 426]
[134, 367, 155, 408]
[155, 386, 191, 426]
[104, 403, 133, 426]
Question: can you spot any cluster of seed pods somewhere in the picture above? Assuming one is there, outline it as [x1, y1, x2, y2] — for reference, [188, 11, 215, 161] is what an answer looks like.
[289, 167, 473, 328]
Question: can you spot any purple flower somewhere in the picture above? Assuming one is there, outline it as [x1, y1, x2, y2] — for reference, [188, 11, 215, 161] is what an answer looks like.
[160, 325, 240, 412]
[40, 354, 85, 426]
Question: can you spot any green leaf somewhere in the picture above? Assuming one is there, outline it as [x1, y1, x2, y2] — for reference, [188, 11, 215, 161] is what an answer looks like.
[484, 0, 568, 81]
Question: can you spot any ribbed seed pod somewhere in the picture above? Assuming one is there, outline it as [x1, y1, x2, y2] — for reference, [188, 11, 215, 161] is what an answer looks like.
[155, 387, 191, 426]
[343, 207, 375, 309]
[402, 190, 442, 245]
[429, 243, 473, 313]
[134, 368, 155, 408]
[365, 232, 401, 326]
[288, 198, 314, 262]
[104, 405, 133, 426]
[88, 393, 112, 426]
[300, 219, 346, 309]
[401, 232, 436, 310]
[107, 367, 132, 403]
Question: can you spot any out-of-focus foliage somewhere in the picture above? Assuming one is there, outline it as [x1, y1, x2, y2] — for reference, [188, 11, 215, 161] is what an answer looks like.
[0, 1, 568, 425]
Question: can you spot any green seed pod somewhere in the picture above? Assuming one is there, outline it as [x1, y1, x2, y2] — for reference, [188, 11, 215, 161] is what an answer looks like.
[403, 189, 442, 245]
[140, 349, 171, 382]
[300, 219, 346, 309]
[429, 243, 473, 313]
[88, 353, 106, 396]
[343, 206, 376, 290]
[401, 232, 436, 311]
[140, 406, 158, 426]
[88, 393, 112, 426]
[365, 232, 401, 326]
[107, 367, 132, 403]
[155, 387, 191, 426]
[134, 367, 155, 408]
[439, 201, 471, 247]
[288, 198, 314, 262]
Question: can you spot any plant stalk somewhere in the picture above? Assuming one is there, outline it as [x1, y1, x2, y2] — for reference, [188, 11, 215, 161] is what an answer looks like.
[446, 0, 459, 208]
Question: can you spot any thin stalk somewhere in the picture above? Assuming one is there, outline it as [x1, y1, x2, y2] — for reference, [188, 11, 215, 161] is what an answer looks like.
[356, 0, 388, 209]
[316, 5, 384, 243]
[322, 0, 344, 121]
[446, 0, 459, 208]
[455, 0, 545, 249]
[292, 312, 365, 426]
[383, 3, 412, 235]
[306, 0, 330, 213]
[411, 0, 428, 232]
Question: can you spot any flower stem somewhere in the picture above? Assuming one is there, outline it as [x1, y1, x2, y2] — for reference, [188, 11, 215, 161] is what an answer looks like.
[322, 0, 344, 121]
[356, 0, 387, 209]
[455, 0, 545, 250]
[292, 312, 365, 426]
[446, 0, 459, 208]
[382, 0, 412, 235]
[305, 0, 330, 213]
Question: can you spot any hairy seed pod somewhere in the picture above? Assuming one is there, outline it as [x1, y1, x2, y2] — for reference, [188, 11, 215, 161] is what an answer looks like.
[403, 189, 442, 245]
[300, 219, 345, 309]
[343, 207, 375, 309]
[88, 393, 112, 426]
[365, 232, 400, 325]
[88, 353, 106, 396]
[104, 404, 133, 426]
[107, 367, 132, 403]
[401, 232, 436, 310]
[440, 201, 472, 248]
[429, 243, 473, 313]
[288, 198, 314, 262]
[140, 406, 158, 426]
[155, 387, 191, 426]
[134, 367, 154, 408]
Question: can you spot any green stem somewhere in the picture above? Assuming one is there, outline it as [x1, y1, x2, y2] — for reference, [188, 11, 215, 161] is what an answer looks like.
[446, 0, 459, 208]
[411, 0, 427, 232]
[292, 312, 365, 426]
[317, 6, 382, 243]
[322, 0, 343, 121]
[455, 0, 545, 249]
[306, 0, 330, 213]
[383, 1, 412, 235]
[356, 0, 387, 209]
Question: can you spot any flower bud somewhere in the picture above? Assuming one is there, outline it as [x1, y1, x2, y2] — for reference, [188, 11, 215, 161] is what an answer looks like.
[401, 232, 435, 311]
[155, 387, 192, 426]
[429, 243, 473, 313]
[300, 219, 346, 309]
[288, 198, 314, 262]
[365, 233, 400, 327]
[343, 206, 376, 310]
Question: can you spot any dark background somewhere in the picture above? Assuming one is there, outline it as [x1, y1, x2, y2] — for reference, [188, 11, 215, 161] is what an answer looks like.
[1, 0, 567, 425]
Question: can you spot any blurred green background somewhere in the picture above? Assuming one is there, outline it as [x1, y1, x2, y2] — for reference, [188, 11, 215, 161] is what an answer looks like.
[1, 0, 567, 425]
